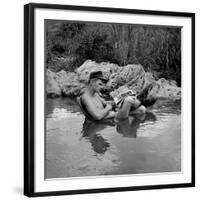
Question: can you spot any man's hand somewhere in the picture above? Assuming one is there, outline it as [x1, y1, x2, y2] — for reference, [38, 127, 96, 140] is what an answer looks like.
[107, 100, 116, 107]
[106, 111, 117, 119]
[106, 103, 113, 111]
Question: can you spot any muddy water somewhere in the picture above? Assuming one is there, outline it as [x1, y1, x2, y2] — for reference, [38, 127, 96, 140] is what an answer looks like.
[45, 98, 181, 179]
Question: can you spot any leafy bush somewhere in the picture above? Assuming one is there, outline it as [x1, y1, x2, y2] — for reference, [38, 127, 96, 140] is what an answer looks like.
[45, 20, 181, 85]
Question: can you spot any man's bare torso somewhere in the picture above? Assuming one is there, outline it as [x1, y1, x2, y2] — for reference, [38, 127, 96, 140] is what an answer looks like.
[83, 90, 105, 110]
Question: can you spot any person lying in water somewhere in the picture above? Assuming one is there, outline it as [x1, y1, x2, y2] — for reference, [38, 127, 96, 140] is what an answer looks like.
[79, 71, 147, 121]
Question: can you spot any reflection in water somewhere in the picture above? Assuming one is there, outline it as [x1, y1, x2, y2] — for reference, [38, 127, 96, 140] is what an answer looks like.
[45, 98, 181, 178]
[46, 97, 81, 117]
[81, 112, 156, 155]
[116, 112, 156, 138]
[81, 119, 115, 155]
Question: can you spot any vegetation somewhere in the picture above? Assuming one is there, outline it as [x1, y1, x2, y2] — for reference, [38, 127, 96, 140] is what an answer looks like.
[46, 20, 181, 86]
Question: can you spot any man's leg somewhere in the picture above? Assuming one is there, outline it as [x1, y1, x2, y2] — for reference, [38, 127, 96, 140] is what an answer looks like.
[130, 105, 146, 115]
[117, 97, 146, 119]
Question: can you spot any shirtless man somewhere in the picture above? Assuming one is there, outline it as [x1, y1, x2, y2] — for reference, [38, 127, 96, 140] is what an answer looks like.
[80, 71, 146, 121]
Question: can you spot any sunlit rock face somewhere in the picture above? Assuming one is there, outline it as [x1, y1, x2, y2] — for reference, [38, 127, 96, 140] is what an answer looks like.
[46, 60, 181, 100]
[76, 60, 119, 83]
[46, 69, 62, 98]
[55, 70, 85, 97]
[148, 78, 181, 100]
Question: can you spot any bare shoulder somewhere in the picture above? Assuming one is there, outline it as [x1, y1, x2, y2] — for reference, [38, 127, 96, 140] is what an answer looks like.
[80, 91, 92, 105]
[95, 93, 106, 105]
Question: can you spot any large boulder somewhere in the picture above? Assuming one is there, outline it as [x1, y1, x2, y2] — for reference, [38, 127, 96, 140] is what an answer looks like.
[148, 78, 181, 99]
[55, 70, 85, 97]
[46, 70, 86, 98]
[109, 68, 156, 97]
[76, 60, 119, 83]
[76, 61, 149, 94]
[142, 72, 156, 89]
[46, 70, 61, 97]
[109, 72, 181, 101]
[107, 64, 145, 91]
[46, 60, 181, 100]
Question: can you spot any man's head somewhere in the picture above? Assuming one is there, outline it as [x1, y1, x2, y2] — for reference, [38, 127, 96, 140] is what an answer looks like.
[88, 71, 108, 93]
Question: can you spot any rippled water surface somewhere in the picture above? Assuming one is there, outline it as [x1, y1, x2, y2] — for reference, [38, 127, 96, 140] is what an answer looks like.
[45, 98, 181, 179]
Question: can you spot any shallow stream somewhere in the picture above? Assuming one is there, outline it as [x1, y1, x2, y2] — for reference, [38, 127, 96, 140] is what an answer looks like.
[45, 98, 181, 179]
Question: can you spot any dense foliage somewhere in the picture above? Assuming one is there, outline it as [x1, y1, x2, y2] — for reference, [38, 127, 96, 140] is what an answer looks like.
[46, 20, 181, 85]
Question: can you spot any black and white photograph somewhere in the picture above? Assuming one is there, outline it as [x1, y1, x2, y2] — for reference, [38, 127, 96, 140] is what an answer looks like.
[0, 0, 199, 199]
[23, 3, 195, 197]
[45, 20, 182, 179]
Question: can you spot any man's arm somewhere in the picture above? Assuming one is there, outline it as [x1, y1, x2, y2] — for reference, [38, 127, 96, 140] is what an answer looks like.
[81, 94, 112, 120]
[97, 94, 115, 107]
[103, 111, 117, 119]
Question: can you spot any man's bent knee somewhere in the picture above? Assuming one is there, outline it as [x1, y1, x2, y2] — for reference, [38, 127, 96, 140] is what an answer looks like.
[134, 105, 146, 114]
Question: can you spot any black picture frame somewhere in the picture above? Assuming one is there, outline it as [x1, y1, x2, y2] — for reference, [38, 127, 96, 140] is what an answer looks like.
[24, 3, 195, 197]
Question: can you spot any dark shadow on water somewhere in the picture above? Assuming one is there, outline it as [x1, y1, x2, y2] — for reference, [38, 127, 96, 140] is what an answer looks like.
[81, 119, 115, 155]
[81, 112, 156, 154]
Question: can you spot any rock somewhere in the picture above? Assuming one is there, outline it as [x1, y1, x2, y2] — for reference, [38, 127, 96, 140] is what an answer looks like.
[142, 72, 156, 89]
[76, 61, 149, 94]
[46, 70, 86, 98]
[46, 60, 181, 100]
[109, 85, 131, 99]
[107, 64, 145, 91]
[76, 60, 119, 83]
[120, 64, 145, 85]
[148, 78, 181, 99]
[109, 67, 156, 96]
[46, 70, 61, 97]
[110, 75, 181, 101]
[55, 70, 85, 97]
[124, 65, 146, 93]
